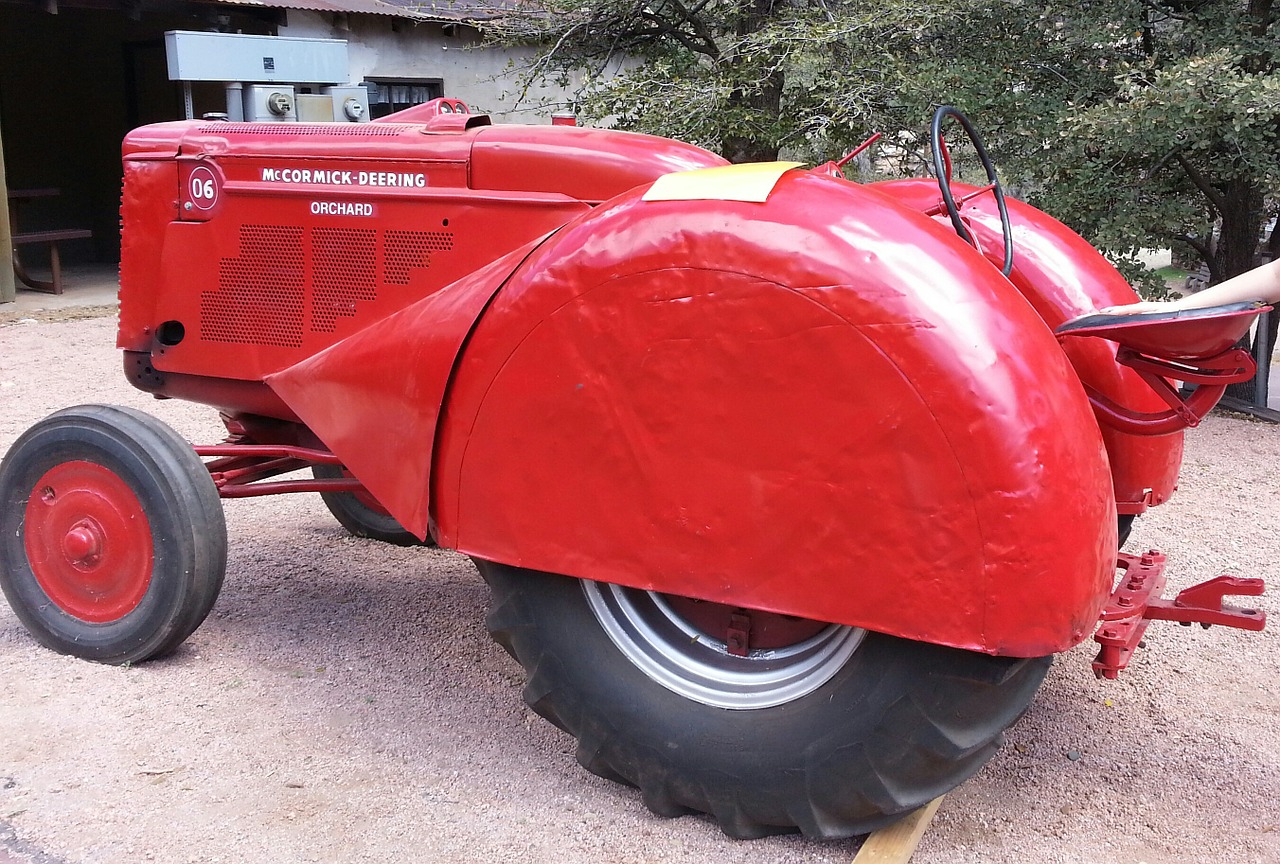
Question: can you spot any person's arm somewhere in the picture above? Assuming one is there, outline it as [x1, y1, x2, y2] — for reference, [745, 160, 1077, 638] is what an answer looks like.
[1101, 258, 1280, 314]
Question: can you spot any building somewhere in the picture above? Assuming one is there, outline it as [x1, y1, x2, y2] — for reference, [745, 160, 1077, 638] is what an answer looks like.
[0, 0, 567, 298]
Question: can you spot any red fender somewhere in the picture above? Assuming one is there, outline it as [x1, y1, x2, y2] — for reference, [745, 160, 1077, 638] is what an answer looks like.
[431, 169, 1117, 657]
[264, 240, 544, 537]
[870, 179, 1183, 515]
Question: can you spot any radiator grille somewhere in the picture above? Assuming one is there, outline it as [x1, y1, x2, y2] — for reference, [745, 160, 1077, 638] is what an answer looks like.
[385, 230, 453, 285]
[203, 224, 453, 347]
[203, 225, 306, 347]
[312, 228, 378, 333]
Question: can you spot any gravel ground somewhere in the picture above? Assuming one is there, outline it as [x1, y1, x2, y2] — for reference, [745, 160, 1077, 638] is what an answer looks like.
[1, 313, 1277, 864]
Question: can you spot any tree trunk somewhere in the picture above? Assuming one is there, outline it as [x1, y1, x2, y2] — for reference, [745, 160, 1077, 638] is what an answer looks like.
[721, 71, 784, 163]
[1213, 179, 1264, 282]
[1218, 179, 1269, 402]
[720, 0, 783, 163]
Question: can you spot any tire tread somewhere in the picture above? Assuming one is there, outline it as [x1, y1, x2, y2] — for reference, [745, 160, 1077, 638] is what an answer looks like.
[476, 558, 1050, 839]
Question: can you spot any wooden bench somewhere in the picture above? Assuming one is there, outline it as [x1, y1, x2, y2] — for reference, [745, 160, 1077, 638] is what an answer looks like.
[12, 227, 92, 295]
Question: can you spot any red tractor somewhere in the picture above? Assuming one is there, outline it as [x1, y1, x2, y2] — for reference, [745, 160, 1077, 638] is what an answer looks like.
[0, 101, 1268, 839]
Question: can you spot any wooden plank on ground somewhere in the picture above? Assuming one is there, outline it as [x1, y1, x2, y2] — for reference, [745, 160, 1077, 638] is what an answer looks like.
[851, 796, 945, 864]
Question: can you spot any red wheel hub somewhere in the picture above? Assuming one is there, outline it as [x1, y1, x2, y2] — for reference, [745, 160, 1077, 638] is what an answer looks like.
[23, 461, 154, 623]
[661, 595, 830, 651]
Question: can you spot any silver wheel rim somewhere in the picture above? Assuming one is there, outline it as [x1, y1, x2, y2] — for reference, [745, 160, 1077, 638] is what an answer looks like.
[582, 581, 865, 710]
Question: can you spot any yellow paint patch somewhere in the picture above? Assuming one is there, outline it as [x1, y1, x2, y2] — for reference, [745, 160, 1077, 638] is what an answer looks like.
[642, 161, 804, 203]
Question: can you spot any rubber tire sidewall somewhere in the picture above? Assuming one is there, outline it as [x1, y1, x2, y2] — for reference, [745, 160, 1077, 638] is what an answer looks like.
[1118, 514, 1136, 549]
[312, 464, 432, 547]
[477, 560, 1053, 839]
[0, 405, 227, 664]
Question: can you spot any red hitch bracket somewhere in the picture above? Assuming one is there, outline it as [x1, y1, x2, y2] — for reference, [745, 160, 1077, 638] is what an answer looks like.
[1093, 551, 1266, 679]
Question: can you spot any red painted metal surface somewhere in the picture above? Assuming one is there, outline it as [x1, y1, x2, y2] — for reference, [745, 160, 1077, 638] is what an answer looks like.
[1082, 347, 1256, 435]
[265, 241, 545, 537]
[469, 125, 729, 202]
[118, 120, 724, 409]
[372, 98, 475, 125]
[193, 444, 363, 499]
[1056, 306, 1266, 433]
[1093, 552, 1266, 678]
[117, 159, 179, 354]
[871, 178, 1186, 516]
[112, 110, 1264, 662]
[23, 461, 154, 623]
[430, 170, 1117, 657]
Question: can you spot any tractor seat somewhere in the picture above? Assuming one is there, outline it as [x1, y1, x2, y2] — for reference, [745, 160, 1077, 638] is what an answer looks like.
[1057, 301, 1268, 361]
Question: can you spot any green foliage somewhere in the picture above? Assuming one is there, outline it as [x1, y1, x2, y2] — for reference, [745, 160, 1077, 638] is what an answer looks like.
[484, 0, 1280, 287]
[484, 0, 948, 161]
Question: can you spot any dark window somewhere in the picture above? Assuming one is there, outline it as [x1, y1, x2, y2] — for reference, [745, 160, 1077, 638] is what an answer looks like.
[362, 79, 444, 119]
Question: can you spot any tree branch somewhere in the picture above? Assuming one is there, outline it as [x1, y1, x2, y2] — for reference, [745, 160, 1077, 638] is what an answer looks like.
[629, 18, 718, 57]
[1174, 153, 1228, 220]
[1139, 0, 1190, 23]
[1146, 147, 1180, 179]
[662, 0, 721, 57]
[1171, 233, 1219, 282]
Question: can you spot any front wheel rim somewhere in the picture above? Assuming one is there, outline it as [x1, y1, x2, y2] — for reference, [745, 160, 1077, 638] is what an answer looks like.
[582, 581, 865, 710]
[23, 460, 154, 623]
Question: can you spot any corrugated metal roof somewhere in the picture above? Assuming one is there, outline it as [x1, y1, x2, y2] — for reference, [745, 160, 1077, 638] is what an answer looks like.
[209, 0, 517, 22]
[391, 0, 522, 19]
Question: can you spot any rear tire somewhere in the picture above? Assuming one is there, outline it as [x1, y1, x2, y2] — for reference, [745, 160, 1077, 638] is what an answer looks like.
[476, 559, 1052, 839]
[0, 405, 226, 664]
[312, 464, 432, 547]
[1118, 514, 1136, 549]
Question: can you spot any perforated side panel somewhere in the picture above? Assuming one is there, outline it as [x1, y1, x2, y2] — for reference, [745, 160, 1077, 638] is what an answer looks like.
[203, 225, 306, 347]
[312, 228, 377, 333]
[199, 123, 409, 136]
[385, 231, 453, 285]
[201, 225, 456, 347]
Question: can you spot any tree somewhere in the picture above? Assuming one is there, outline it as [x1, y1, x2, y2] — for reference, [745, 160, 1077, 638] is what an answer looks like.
[485, 0, 1279, 297]
[892, 0, 1280, 393]
[928, 1, 1279, 292]
[483, 0, 940, 163]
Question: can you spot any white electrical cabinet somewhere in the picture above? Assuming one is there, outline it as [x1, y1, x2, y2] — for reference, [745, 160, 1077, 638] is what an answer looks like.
[165, 31, 348, 84]
[164, 31, 364, 123]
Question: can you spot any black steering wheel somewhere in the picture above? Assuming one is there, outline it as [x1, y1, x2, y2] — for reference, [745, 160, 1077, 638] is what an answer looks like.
[930, 106, 1014, 277]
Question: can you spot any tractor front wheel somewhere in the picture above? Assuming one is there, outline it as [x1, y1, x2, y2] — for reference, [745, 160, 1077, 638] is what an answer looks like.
[312, 464, 432, 547]
[476, 559, 1052, 839]
[0, 405, 226, 664]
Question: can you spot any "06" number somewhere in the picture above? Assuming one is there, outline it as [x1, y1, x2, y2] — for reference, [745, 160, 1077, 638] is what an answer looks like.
[188, 166, 218, 210]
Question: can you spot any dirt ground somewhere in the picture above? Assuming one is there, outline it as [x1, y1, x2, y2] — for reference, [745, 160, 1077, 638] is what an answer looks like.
[1, 313, 1277, 864]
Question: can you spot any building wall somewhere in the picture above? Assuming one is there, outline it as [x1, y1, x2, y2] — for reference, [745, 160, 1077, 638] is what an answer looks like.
[0, 3, 273, 264]
[278, 11, 575, 123]
[0, 3, 576, 274]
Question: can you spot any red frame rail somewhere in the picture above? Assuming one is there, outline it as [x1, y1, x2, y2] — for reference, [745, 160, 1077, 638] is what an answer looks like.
[194, 444, 364, 499]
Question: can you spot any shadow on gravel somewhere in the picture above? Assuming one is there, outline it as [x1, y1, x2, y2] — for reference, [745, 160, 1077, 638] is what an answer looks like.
[0, 819, 73, 864]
